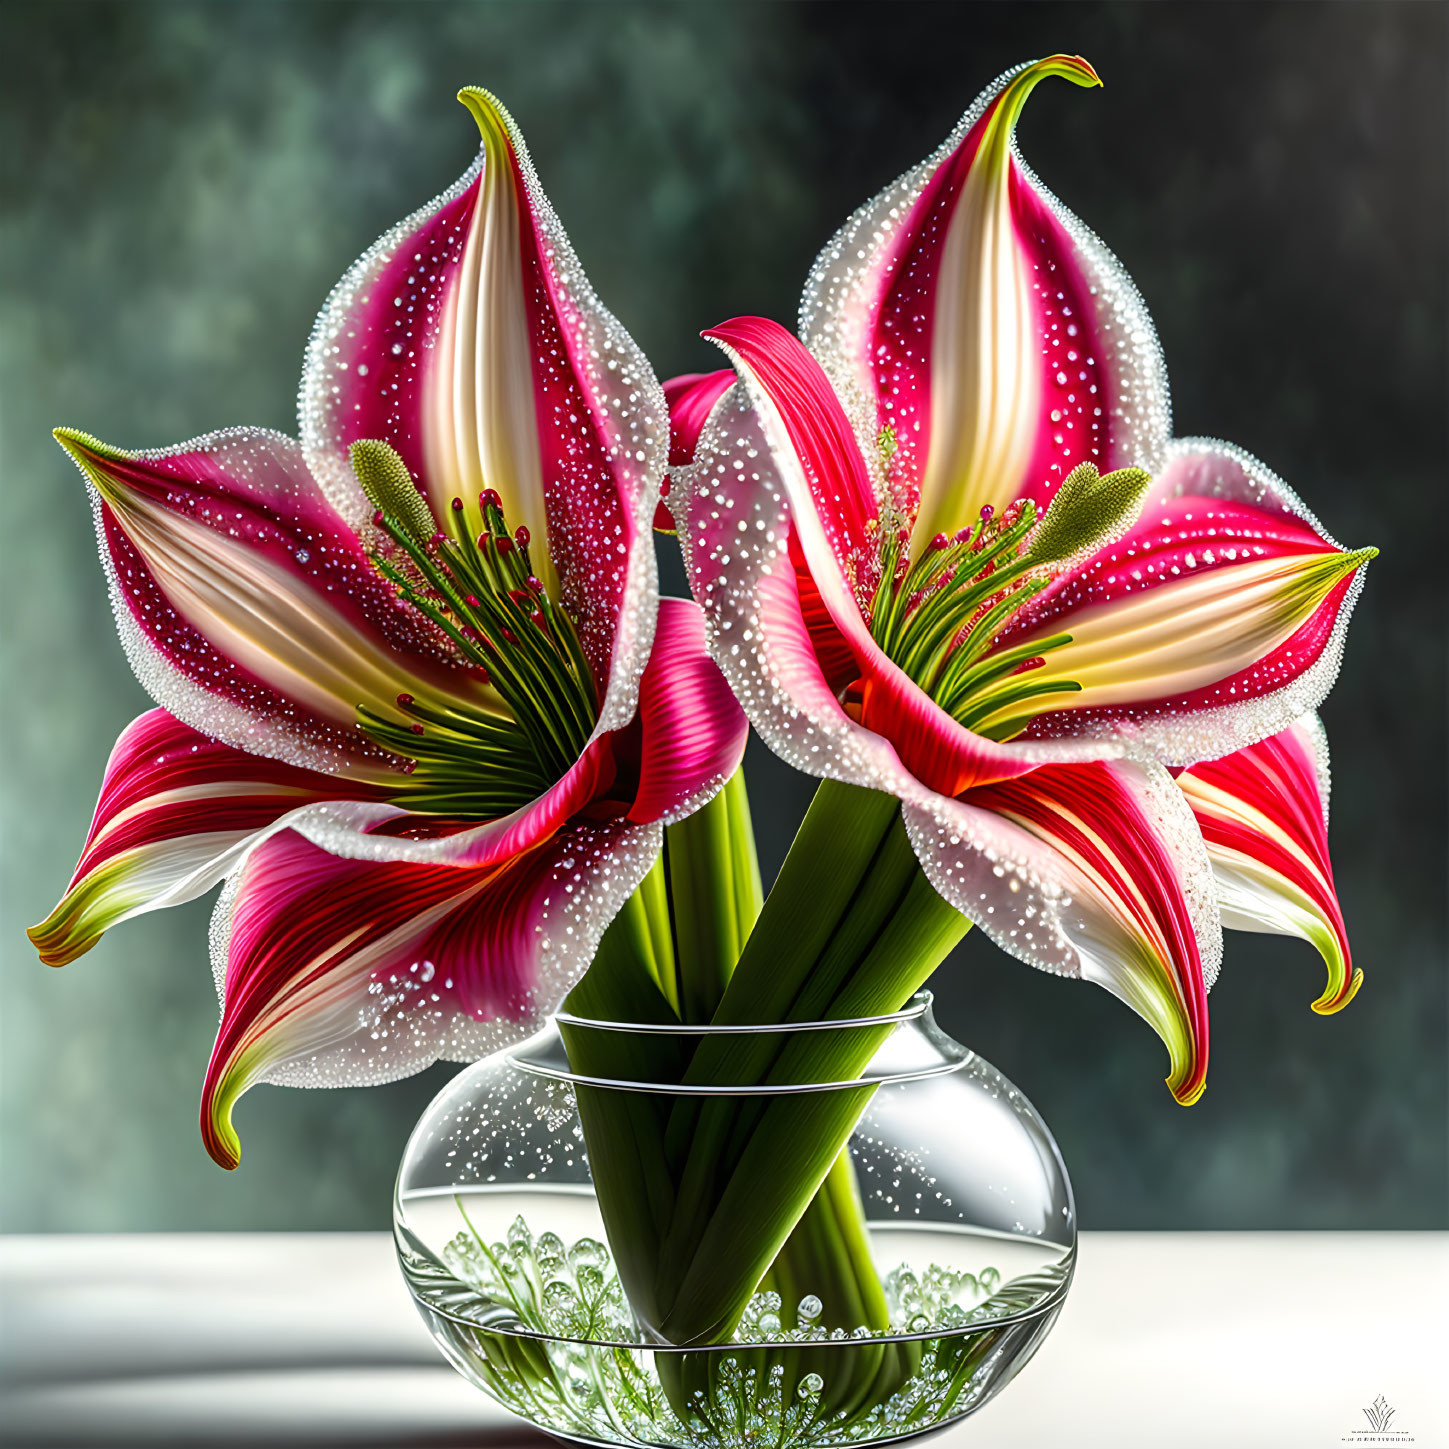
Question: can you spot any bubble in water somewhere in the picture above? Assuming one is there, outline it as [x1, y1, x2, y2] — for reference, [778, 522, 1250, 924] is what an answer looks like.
[797, 1372, 825, 1399]
[569, 1237, 606, 1270]
[797, 1293, 823, 1321]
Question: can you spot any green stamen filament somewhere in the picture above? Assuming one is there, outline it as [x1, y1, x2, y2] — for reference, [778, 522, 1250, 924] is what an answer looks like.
[866, 500, 1080, 735]
[864, 467, 1167, 736]
[351, 441, 598, 815]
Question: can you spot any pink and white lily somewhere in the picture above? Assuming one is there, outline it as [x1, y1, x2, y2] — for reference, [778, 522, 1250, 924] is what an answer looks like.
[30, 89, 747, 1168]
[668, 57, 1372, 1104]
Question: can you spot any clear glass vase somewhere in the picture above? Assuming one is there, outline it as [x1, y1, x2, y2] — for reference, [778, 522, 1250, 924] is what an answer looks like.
[394, 993, 1074, 1447]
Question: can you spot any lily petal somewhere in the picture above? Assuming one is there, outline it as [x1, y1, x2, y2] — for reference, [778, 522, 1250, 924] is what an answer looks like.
[1177, 715, 1358, 1014]
[657, 371, 734, 532]
[627, 597, 749, 824]
[201, 815, 660, 1168]
[299, 88, 667, 731]
[703, 317, 881, 589]
[28, 709, 377, 966]
[906, 758, 1220, 1105]
[992, 443, 1375, 761]
[801, 56, 1169, 540]
[58, 426, 485, 781]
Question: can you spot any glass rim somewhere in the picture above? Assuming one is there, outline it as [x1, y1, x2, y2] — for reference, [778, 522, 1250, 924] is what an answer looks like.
[551, 989, 935, 1036]
[511, 991, 969, 1095]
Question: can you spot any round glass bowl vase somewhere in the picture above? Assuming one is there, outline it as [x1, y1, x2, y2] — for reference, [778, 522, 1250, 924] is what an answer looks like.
[395, 993, 1074, 1448]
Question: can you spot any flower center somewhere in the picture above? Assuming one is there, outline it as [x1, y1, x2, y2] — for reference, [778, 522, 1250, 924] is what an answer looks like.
[350, 439, 597, 817]
[863, 463, 1150, 741]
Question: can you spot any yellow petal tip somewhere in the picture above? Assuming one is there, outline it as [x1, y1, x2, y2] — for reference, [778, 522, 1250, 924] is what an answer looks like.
[1311, 966, 1364, 1015]
[53, 427, 131, 472]
[202, 1096, 243, 1172]
[457, 86, 514, 150]
[1038, 53, 1102, 89]
[27, 918, 84, 968]
[202, 1057, 254, 1171]
[53, 426, 96, 457]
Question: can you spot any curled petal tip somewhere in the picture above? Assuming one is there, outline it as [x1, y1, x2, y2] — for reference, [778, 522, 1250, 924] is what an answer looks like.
[26, 915, 90, 968]
[1008, 55, 1103, 108]
[700, 317, 775, 347]
[988, 55, 1103, 151]
[1049, 53, 1102, 88]
[1163, 1015, 1207, 1107]
[201, 1086, 243, 1171]
[1312, 965, 1364, 1016]
[457, 85, 514, 147]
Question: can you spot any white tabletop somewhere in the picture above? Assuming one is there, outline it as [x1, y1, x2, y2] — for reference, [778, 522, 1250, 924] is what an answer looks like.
[1, 1233, 1444, 1448]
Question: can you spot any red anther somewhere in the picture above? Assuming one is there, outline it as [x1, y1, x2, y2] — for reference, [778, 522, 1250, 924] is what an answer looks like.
[458, 624, 476, 640]
[660, 478, 672, 497]
[481, 488, 502, 510]
[451, 497, 464, 512]
[501, 627, 520, 645]
[526, 575, 543, 592]
[954, 527, 973, 544]
[372, 508, 385, 526]
[396, 693, 415, 708]
[514, 525, 530, 548]
[530, 609, 547, 629]
[463, 594, 480, 608]
[930, 532, 950, 551]
[472, 665, 491, 685]
[409, 723, 425, 736]
[508, 589, 530, 607]
[431, 531, 447, 546]
[980, 504, 995, 521]
[1012, 656, 1045, 675]
[896, 526, 911, 544]
[495, 535, 515, 554]
[401, 760, 418, 775]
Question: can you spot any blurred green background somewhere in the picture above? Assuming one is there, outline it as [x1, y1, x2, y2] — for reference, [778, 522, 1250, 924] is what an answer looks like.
[1, 1, 1444, 1232]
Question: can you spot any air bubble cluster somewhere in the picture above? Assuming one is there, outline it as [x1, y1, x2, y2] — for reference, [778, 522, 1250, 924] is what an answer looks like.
[415, 1207, 1069, 1449]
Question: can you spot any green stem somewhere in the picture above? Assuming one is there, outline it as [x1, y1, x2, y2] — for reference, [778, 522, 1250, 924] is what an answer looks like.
[567, 774, 967, 1385]
[650, 833, 968, 1346]
[664, 769, 764, 1023]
